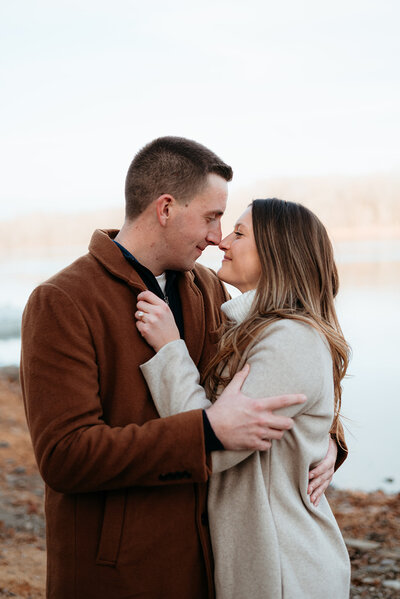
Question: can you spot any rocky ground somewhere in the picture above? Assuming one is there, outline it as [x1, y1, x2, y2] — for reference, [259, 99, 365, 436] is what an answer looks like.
[0, 370, 45, 598]
[0, 368, 399, 598]
[328, 490, 400, 597]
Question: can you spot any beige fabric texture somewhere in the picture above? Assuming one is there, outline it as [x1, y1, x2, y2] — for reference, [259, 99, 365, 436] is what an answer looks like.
[140, 292, 350, 599]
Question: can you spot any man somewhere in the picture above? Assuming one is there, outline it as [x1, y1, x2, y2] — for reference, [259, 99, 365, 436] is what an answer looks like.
[21, 137, 345, 598]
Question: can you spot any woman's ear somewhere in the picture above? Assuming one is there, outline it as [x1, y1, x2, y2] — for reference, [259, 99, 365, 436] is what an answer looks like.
[155, 194, 174, 226]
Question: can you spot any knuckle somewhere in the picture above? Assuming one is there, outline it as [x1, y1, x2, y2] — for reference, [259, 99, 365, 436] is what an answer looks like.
[252, 399, 263, 411]
[258, 415, 271, 426]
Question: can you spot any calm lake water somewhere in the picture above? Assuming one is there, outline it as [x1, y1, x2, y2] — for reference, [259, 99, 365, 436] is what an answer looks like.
[1, 240, 400, 493]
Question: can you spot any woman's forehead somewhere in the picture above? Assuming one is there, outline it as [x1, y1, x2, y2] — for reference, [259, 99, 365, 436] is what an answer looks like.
[235, 206, 252, 228]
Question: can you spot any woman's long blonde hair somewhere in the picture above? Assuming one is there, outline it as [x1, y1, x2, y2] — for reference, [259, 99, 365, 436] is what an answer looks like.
[202, 198, 350, 438]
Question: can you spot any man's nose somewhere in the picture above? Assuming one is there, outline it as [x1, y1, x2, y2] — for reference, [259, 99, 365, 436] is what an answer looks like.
[206, 222, 222, 246]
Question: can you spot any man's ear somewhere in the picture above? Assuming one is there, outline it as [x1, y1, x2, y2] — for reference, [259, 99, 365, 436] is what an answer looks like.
[155, 194, 175, 226]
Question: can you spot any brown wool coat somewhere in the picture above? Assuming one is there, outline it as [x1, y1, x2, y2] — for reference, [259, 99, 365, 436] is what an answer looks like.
[20, 229, 229, 599]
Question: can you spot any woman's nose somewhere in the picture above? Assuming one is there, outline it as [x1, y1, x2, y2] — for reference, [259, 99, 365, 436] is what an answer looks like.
[219, 233, 231, 250]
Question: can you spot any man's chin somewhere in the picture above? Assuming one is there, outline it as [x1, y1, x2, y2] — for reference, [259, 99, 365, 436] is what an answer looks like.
[171, 259, 197, 272]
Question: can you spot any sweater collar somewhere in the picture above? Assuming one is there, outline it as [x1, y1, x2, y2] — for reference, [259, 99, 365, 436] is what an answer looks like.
[221, 289, 256, 323]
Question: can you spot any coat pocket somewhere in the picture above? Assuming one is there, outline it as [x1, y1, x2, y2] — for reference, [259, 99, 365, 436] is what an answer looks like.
[96, 490, 127, 567]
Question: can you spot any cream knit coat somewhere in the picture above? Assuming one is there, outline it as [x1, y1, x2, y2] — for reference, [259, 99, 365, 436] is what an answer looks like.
[140, 290, 350, 599]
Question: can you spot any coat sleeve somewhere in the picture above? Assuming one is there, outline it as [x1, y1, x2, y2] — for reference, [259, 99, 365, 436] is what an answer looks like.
[141, 320, 347, 474]
[140, 340, 253, 473]
[20, 284, 210, 494]
[239, 320, 347, 469]
[239, 320, 347, 470]
[332, 420, 348, 470]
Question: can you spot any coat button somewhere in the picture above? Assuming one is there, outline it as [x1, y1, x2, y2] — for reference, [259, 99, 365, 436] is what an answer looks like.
[201, 512, 209, 526]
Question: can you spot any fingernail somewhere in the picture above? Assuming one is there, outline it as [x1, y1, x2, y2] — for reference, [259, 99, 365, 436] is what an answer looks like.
[309, 473, 314, 479]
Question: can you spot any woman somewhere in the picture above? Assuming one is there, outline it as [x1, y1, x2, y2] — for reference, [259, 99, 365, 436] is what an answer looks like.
[136, 198, 351, 598]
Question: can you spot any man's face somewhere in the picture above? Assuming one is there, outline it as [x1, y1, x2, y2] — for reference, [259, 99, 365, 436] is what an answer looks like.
[164, 173, 228, 271]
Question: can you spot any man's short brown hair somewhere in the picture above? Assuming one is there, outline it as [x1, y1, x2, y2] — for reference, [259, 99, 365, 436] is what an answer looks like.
[125, 136, 233, 219]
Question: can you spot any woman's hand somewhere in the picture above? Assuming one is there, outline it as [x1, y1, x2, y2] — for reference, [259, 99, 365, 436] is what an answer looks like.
[135, 290, 180, 352]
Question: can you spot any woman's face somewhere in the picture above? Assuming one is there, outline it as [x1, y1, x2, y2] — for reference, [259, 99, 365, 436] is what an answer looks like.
[217, 206, 262, 293]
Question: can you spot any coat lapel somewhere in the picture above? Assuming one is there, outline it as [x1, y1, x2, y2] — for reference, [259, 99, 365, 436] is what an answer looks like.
[90, 230, 206, 365]
[89, 229, 148, 293]
[178, 271, 205, 367]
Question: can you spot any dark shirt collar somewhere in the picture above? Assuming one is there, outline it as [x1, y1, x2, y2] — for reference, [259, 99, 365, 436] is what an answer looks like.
[113, 240, 177, 301]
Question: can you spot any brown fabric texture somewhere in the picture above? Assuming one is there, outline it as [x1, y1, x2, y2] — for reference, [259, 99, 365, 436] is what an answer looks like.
[20, 229, 229, 599]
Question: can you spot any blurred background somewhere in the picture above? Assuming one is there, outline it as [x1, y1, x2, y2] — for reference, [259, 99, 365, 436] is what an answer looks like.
[1, 0, 399, 493]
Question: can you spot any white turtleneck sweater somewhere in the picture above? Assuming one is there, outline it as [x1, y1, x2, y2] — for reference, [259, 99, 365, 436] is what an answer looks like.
[140, 290, 350, 599]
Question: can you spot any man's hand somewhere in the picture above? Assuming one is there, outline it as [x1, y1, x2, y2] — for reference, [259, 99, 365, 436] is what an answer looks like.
[206, 364, 306, 451]
[308, 436, 338, 506]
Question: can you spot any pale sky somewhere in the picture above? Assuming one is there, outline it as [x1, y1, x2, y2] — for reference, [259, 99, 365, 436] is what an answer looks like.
[1, 0, 399, 219]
